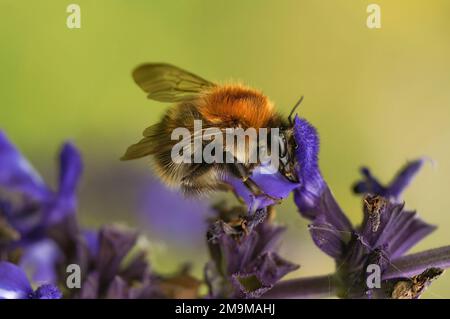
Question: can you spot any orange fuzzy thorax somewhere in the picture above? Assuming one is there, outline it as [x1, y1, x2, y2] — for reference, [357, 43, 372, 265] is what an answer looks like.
[198, 84, 276, 129]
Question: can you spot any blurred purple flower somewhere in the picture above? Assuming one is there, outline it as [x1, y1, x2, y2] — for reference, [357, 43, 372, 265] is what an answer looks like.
[46, 217, 156, 299]
[139, 177, 213, 246]
[0, 131, 82, 285]
[19, 239, 62, 284]
[0, 133, 201, 299]
[0, 131, 83, 240]
[50, 220, 200, 299]
[76, 225, 149, 299]
[0, 261, 61, 299]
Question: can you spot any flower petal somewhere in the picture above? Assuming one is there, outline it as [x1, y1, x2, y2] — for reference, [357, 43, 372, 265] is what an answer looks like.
[226, 166, 299, 209]
[43, 142, 83, 225]
[0, 131, 49, 199]
[309, 220, 348, 259]
[231, 252, 299, 298]
[206, 210, 295, 298]
[105, 276, 128, 299]
[292, 116, 326, 213]
[353, 159, 425, 199]
[0, 262, 33, 299]
[58, 142, 83, 198]
[140, 177, 212, 245]
[295, 184, 353, 257]
[96, 225, 138, 287]
[387, 159, 424, 198]
[388, 213, 436, 258]
[353, 167, 386, 195]
[359, 199, 436, 258]
[292, 117, 353, 235]
[83, 229, 100, 257]
[20, 239, 61, 284]
[32, 284, 62, 299]
[78, 272, 99, 299]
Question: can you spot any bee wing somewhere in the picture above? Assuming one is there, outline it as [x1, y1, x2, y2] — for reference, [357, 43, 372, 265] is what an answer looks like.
[121, 124, 161, 160]
[132, 63, 215, 102]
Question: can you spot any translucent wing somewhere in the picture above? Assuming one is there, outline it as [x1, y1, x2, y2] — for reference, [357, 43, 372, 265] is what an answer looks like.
[132, 63, 215, 102]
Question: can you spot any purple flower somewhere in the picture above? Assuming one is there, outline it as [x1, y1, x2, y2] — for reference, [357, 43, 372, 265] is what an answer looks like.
[0, 132, 82, 285]
[289, 152, 445, 298]
[205, 206, 298, 298]
[47, 217, 200, 299]
[292, 116, 327, 216]
[19, 239, 62, 284]
[0, 131, 83, 240]
[0, 261, 61, 299]
[353, 159, 425, 200]
[251, 116, 450, 299]
[138, 177, 213, 246]
[333, 195, 436, 298]
[289, 115, 353, 242]
[263, 153, 450, 299]
[48, 219, 150, 299]
[225, 165, 300, 210]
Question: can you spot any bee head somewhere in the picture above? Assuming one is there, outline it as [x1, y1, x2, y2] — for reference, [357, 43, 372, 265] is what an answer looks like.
[275, 96, 304, 183]
[277, 127, 299, 183]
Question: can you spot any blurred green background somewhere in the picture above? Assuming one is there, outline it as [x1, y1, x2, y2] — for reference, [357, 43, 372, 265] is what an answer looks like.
[1, 0, 449, 298]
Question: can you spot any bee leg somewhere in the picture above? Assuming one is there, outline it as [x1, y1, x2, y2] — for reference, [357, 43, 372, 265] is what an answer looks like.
[228, 162, 281, 204]
[243, 177, 282, 205]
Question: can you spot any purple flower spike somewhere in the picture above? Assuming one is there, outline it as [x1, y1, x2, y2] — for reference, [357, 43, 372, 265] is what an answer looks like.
[358, 196, 436, 259]
[286, 148, 443, 299]
[329, 195, 437, 298]
[291, 117, 353, 258]
[0, 262, 61, 299]
[205, 206, 298, 298]
[353, 159, 425, 200]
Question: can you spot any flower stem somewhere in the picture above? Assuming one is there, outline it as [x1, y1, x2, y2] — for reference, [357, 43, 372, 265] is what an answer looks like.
[263, 246, 450, 298]
[383, 245, 450, 279]
[262, 274, 337, 299]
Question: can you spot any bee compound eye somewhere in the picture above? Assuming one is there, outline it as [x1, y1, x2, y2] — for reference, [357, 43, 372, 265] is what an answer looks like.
[279, 142, 286, 158]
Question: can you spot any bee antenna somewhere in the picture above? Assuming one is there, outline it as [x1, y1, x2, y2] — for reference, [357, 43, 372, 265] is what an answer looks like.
[288, 96, 304, 125]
